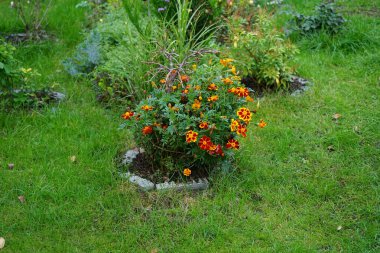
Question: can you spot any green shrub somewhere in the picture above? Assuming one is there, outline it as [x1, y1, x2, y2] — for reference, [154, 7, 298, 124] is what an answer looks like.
[0, 39, 53, 108]
[122, 54, 266, 178]
[0, 40, 20, 92]
[287, 3, 346, 36]
[228, 11, 299, 88]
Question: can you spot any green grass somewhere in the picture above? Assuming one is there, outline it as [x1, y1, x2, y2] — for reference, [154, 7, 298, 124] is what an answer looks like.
[1, 0, 379, 252]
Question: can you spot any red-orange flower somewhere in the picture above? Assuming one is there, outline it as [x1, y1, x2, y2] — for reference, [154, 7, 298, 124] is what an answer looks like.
[237, 124, 247, 137]
[235, 87, 249, 97]
[230, 119, 239, 132]
[222, 78, 233, 85]
[192, 99, 201, 110]
[183, 168, 191, 176]
[199, 122, 209, 129]
[237, 107, 252, 122]
[141, 105, 153, 111]
[208, 83, 218, 91]
[246, 96, 254, 102]
[121, 111, 134, 120]
[208, 144, 224, 156]
[186, 130, 198, 143]
[181, 75, 190, 83]
[258, 119, 267, 128]
[228, 87, 237, 94]
[220, 58, 233, 67]
[142, 126, 153, 135]
[198, 136, 212, 150]
[207, 95, 219, 102]
[160, 79, 166, 84]
[226, 139, 240, 150]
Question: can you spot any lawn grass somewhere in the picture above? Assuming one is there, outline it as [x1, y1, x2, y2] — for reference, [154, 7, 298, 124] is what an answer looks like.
[1, 0, 379, 252]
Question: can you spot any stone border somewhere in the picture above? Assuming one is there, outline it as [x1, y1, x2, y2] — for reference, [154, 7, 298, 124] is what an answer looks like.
[119, 149, 209, 192]
[290, 76, 313, 96]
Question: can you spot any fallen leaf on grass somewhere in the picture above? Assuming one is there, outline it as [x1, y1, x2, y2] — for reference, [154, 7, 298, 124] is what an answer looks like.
[8, 163, 14, 170]
[332, 113, 342, 120]
[18, 196, 25, 203]
[70, 156, 77, 163]
[337, 225, 343, 231]
[353, 126, 361, 134]
[327, 145, 335, 152]
[150, 249, 158, 253]
[0, 237, 5, 249]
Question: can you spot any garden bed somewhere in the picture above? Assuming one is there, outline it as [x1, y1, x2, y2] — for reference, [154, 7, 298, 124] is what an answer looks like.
[119, 148, 209, 192]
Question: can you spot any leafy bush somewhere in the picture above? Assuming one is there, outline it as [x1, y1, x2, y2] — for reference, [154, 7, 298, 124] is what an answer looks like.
[287, 3, 346, 36]
[0, 39, 53, 108]
[122, 55, 266, 178]
[228, 11, 299, 88]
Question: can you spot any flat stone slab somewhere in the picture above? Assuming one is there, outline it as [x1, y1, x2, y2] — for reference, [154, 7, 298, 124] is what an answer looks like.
[120, 149, 209, 192]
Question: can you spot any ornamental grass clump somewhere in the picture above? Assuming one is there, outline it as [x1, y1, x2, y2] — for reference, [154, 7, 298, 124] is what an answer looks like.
[122, 55, 266, 179]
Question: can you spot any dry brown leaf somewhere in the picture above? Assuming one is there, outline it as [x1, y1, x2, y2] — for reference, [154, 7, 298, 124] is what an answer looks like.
[327, 145, 335, 152]
[332, 113, 342, 120]
[18, 195, 25, 203]
[150, 248, 158, 253]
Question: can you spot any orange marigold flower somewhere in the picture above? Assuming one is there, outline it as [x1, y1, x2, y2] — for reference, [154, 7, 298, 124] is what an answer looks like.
[183, 168, 192, 176]
[237, 107, 252, 122]
[226, 139, 240, 150]
[198, 136, 212, 150]
[183, 89, 189, 94]
[121, 111, 134, 120]
[192, 99, 201, 110]
[181, 75, 190, 83]
[258, 119, 267, 128]
[199, 122, 209, 129]
[208, 83, 218, 91]
[160, 79, 166, 84]
[207, 95, 219, 102]
[172, 85, 177, 91]
[142, 126, 153, 135]
[237, 124, 247, 137]
[141, 105, 153, 111]
[228, 87, 237, 94]
[231, 66, 237, 75]
[230, 119, 239, 132]
[222, 78, 233, 85]
[195, 85, 201, 90]
[235, 87, 249, 97]
[246, 96, 254, 102]
[186, 130, 198, 143]
[220, 58, 234, 67]
[208, 144, 224, 156]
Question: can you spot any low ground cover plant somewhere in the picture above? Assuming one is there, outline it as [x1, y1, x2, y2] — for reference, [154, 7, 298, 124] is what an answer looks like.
[287, 3, 346, 36]
[122, 55, 266, 180]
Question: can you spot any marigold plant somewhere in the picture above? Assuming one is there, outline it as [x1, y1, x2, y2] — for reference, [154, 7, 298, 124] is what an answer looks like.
[122, 55, 266, 176]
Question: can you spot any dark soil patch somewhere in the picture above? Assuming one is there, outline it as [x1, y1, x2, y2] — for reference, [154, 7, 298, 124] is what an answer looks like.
[4, 30, 54, 44]
[241, 75, 311, 97]
[128, 152, 210, 184]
